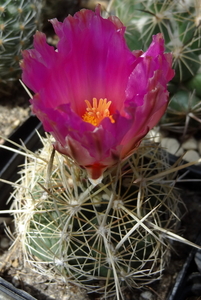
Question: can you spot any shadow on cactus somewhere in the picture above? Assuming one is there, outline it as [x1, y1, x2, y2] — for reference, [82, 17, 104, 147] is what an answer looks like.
[11, 135, 183, 299]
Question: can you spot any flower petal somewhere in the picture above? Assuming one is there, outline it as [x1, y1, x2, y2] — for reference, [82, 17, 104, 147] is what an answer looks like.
[21, 6, 174, 180]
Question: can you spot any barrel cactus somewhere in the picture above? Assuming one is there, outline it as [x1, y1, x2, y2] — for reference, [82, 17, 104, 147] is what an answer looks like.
[0, 0, 42, 92]
[12, 136, 181, 299]
[108, 0, 201, 134]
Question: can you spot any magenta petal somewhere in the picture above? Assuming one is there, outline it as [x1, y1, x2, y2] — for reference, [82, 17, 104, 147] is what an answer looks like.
[21, 6, 174, 180]
[48, 8, 136, 115]
[144, 33, 165, 57]
[21, 32, 57, 93]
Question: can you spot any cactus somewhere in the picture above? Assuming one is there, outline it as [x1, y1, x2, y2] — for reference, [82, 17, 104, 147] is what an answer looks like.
[108, 0, 201, 135]
[11, 135, 181, 299]
[0, 0, 42, 91]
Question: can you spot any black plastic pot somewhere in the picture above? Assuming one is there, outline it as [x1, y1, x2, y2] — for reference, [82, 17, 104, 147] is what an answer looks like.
[168, 232, 201, 300]
[0, 277, 37, 300]
[0, 115, 44, 212]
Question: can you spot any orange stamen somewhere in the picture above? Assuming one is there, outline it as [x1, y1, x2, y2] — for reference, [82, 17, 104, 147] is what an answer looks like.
[82, 98, 115, 126]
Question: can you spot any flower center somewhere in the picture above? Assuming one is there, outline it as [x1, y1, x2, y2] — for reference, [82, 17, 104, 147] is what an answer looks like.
[82, 97, 115, 126]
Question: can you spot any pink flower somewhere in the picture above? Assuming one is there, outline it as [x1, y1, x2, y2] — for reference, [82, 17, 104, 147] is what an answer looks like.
[21, 6, 174, 182]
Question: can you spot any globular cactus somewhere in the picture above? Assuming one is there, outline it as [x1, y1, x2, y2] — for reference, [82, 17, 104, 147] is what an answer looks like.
[12, 136, 181, 299]
[108, 0, 201, 134]
[0, 0, 42, 91]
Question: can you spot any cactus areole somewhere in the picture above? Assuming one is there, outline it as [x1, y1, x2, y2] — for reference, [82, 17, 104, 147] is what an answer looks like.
[21, 5, 174, 182]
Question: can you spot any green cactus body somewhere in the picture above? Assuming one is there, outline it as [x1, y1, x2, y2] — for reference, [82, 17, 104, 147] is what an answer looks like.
[109, 0, 201, 134]
[187, 72, 201, 97]
[161, 89, 201, 132]
[12, 136, 180, 298]
[0, 0, 41, 85]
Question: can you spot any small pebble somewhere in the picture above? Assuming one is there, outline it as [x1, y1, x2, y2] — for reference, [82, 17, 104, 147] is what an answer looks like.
[183, 150, 200, 164]
[12, 276, 20, 288]
[198, 140, 201, 155]
[0, 236, 10, 249]
[12, 119, 20, 129]
[161, 137, 184, 156]
[140, 291, 154, 300]
[182, 137, 198, 150]
[147, 128, 161, 143]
